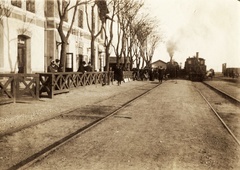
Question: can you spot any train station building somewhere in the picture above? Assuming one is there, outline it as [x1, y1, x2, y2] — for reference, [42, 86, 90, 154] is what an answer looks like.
[0, 0, 106, 73]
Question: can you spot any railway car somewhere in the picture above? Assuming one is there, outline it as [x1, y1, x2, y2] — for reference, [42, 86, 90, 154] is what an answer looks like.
[165, 61, 180, 78]
[184, 52, 206, 81]
[223, 67, 240, 78]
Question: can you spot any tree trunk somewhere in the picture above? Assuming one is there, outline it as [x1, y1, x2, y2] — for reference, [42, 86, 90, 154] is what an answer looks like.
[91, 35, 95, 71]
[60, 42, 67, 72]
[91, 5, 95, 71]
[105, 46, 110, 71]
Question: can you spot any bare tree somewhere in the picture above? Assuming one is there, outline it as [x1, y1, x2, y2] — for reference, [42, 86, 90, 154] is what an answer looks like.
[129, 20, 141, 69]
[102, 0, 116, 72]
[57, 0, 91, 72]
[124, 0, 143, 70]
[134, 15, 161, 68]
[112, 0, 143, 69]
[85, 0, 108, 71]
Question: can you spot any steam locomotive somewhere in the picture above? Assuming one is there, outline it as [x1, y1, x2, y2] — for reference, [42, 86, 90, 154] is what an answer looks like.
[165, 52, 207, 81]
[184, 52, 206, 81]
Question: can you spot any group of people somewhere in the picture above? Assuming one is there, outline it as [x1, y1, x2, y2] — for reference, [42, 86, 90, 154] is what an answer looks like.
[77, 61, 93, 73]
[132, 66, 165, 83]
[148, 66, 165, 83]
[47, 59, 93, 73]
[47, 60, 164, 85]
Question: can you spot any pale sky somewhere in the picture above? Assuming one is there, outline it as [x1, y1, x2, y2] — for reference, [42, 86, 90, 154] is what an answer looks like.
[144, 0, 240, 71]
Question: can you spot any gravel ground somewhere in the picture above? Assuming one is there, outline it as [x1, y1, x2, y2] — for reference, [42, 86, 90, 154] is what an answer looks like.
[0, 81, 158, 170]
[28, 80, 240, 170]
[1, 79, 239, 170]
[0, 80, 148, 136]
[204, 79, 240, 101]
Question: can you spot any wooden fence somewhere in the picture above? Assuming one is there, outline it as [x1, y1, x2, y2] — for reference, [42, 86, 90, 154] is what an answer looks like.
[0, 71, 132, 103]
[39, 71, 114, 98]
[0, 74, 39, 104]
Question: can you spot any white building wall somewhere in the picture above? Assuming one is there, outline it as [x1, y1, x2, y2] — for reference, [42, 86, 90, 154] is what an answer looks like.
[0, 17, 45, 73]
[0, 0, 45, 73]
[0, 1, 49, 73]
[30, 23, 45, 73]
[0, 0, 106, 73]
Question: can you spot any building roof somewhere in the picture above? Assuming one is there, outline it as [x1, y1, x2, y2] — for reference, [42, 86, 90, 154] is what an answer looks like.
[152, 60, 167, 64]
[151, 59, 167, 65]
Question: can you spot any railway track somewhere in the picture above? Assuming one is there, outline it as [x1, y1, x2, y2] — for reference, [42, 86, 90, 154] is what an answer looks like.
[3, 82, 160, 170]
[202, 81, 240, 106]
[195, 82, 240, 146]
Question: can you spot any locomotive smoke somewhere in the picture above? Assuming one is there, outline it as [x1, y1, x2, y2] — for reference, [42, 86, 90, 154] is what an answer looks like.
[166, 40, 178, 63]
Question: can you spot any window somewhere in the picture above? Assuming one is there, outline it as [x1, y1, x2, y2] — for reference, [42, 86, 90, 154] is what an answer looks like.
[11, 0, 22, 8]
[26, 0, 35, 13]
[78, 9, 83, 28]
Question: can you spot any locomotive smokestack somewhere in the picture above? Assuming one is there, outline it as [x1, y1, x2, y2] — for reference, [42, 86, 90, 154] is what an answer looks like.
[196, 52, 199, 59]
[170, 55, 173, 64]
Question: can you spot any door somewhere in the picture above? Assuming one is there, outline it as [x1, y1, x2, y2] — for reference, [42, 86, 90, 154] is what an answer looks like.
[17, 36, 27, 73]
[66, 53, 73, 72]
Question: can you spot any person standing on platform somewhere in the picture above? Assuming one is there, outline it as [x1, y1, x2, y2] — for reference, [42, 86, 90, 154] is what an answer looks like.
[77, 61, 86, 73]
[114, 65, 123, 86]
[85, 62, 93, 72]
[158, 66, 164, 84]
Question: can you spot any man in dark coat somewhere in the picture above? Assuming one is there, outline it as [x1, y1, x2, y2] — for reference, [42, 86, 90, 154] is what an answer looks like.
[47, 60, 58, 73]
[158, 66, 164, 83]
[77, 61, 86, 73]
[85, 62, 93, 72]
[114, 65, 123, 86]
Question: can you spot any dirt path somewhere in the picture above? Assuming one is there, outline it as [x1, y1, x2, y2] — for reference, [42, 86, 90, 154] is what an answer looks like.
[29, 80, 240, 170]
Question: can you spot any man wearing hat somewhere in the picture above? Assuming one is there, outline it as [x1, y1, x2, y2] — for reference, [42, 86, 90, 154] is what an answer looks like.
[47, 60, 58, 73]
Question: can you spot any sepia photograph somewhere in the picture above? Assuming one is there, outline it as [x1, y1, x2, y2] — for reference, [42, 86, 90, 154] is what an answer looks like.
[0, 0, 240, 169]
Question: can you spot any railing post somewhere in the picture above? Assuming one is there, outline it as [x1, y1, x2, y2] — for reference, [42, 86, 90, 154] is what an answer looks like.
[35, 74, 40, 100]
[12, 74, 16, 103]
[107, 71, 110, 85]
[50, 74, 54, 98]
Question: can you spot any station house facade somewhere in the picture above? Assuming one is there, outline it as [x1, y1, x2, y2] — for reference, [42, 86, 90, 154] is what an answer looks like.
[0, 0, 105, 73]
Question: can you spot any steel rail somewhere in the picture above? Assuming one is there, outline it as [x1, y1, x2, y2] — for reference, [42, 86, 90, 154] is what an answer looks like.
[197, 89, 240, 146]
[202, 81, 240, 106]
[8, 83, 161, 170]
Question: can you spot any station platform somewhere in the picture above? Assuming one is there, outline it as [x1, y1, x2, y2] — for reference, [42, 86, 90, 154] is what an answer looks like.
[0, 80, 150, 136]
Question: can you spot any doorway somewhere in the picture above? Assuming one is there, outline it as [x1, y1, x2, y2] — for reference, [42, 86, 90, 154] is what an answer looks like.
[66, 53, 73, 72]
[17, 35, 27, 73]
